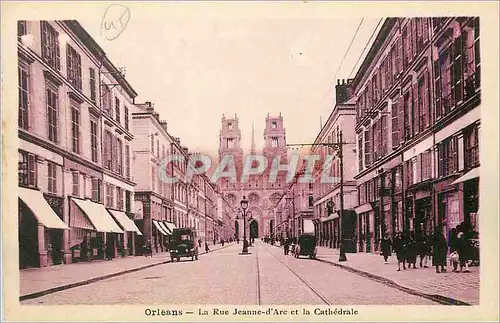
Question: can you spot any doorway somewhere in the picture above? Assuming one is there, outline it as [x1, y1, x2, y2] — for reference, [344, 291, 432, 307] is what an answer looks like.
[249, 220, 259, 241]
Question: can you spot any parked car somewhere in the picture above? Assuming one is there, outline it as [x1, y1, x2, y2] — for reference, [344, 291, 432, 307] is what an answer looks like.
[294, 233, 317, 259]
[169, 228, 199, 262]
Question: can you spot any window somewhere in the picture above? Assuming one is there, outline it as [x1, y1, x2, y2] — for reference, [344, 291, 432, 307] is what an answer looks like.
[464, 124, 479, 169]
[72, 171, 79, 196]
[440, 46, 453, 116]
[40, 21, 60, 70]
[106, 183, 114, 208]
[452, 34, 464, 106]
[271, 137, 279, 148]
[162, 144, 165, 158]
[405, 159, 414, 187]
[358, 135, 364, 171]
[46, 86, 58, 143]
[381, 115, 388, 156]
[364, 129, 371, 167]
[366, 81, 372, 109]
[420, 150, 432, 181]
[151, 135, 155, 153]
[124, 106, 129, 130]
[47, 162, 57, 194]
[112, 136, 118, 172]
[115, 97, 120, 123]
[228, 122, 233, 130]
[438, 136, 458, 177]
[116, 187, 124, 211]
[18, 151, 36, 187]
[418, 71, 430, 132]
[272, 121, 277, 129]
[89, 68, 96, 103]
[103, 131, 113, 170]
[71, 106, 80, 154]
[117, 138, 123, 175]
[91, 178, 100, 202]
[18, 20, 27, 39]
[18, 64, 30, 130]
[227, 138, 234, 149]
[372, 120, 380, 161]
[394, 166, 402, 194]
[66, 45, 82, 90]
[101, 83, 112, 116]
[90, 119, 98, 162]
[464, 19, 481, 99]
[157, 139, 159, 157]
[372, 74, 379, 104]
[403, 92, 412, 140]
[125, 145, 130, 179]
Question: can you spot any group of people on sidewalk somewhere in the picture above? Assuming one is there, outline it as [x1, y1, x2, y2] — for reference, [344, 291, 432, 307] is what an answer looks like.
[381, 222, 478, 273]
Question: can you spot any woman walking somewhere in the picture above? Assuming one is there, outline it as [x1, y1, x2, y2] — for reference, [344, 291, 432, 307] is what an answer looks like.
[406, 232, 418, 269]
[393, 232, 407, 271]
[417, 233, 430, 268]
[380, 234, 392, 264]
[432, 229, 448, 273]
[457, 232, 471, 272]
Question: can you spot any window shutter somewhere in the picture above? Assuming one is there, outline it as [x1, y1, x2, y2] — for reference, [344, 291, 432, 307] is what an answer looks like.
[422, 18, 429, 43]
[398, 96, 404, 144]
[412, 83, 418, 135]
[55, 29, 61, 70]
[453, 34, 464, 105]
[391, 101, 399, 148]
[66, 45, 72, 84]
[381, 115, 388, 155]
[424, 71, 430, 128]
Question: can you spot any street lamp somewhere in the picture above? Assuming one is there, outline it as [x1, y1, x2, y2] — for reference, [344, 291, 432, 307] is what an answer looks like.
[240, 196, 249, 254]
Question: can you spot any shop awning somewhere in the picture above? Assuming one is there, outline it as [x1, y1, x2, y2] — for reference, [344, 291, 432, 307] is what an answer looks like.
[72, 198, 123, 233]
[19, 187, 69, 230]
[153, 220, 169, 236]
[354, 203, 373, 214]
[321, 213, 339, 222]
[108, 210, 143, 235]
[158, 221, 171, 235]
[451, 167, 480, 185]
[164, 222, 177, 232]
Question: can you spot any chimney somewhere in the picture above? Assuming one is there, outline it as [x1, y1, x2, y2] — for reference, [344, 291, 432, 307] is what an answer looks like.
[335, 78, 350, 104]
[160, 121, 167, 132]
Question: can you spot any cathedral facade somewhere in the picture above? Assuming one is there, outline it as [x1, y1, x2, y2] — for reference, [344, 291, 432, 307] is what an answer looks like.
[217, 113, 289, 239]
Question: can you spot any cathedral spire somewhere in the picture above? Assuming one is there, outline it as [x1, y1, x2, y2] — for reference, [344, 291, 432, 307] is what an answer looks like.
[250, 122, 256, 154]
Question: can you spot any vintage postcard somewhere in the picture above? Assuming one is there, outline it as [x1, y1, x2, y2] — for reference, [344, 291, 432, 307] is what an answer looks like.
[1, 1, 499, 322]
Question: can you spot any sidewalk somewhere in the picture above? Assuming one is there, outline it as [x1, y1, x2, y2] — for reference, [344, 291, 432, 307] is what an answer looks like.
[20, 242, 234, 300]
[273, 243, 479, 305]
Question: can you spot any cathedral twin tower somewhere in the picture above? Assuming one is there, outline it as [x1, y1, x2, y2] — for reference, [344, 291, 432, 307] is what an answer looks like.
[218, 113, 289, 239]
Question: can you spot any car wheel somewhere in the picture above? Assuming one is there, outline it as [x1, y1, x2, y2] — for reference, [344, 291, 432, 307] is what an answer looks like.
[177, 257, 180, 262]
[171, 257, 174, 262]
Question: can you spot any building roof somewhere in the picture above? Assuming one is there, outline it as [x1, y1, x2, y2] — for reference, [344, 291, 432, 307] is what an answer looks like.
[63, 20, 138, 99]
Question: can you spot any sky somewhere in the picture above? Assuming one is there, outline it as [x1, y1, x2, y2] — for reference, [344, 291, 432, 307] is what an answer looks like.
[80, 7, 381, 156]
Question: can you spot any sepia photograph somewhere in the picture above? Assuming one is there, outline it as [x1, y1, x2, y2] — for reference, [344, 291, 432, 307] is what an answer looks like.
[2, 1, 499, 322]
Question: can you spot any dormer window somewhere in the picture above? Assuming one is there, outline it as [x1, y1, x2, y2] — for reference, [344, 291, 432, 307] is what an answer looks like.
[228, 122, 233, 130]
[272, 121, 277, 129]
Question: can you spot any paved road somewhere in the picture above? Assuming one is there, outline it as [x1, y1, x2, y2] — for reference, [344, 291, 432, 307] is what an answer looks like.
[22, 242, 438, 305]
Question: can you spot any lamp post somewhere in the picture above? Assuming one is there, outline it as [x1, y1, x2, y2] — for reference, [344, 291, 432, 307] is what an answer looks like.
[287, 130, 352, 262]
[240, 196, 249, 254]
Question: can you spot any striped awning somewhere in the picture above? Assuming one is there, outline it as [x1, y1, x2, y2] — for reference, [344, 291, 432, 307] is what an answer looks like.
[108, 210, 143, 235]
[72, 198, 123, 233]
[153, 220, 168, 236]
[18, 187, 69, 230]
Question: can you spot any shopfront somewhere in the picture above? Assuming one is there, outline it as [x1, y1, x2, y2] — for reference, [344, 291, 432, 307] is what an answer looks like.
[18, 187, 69, 268]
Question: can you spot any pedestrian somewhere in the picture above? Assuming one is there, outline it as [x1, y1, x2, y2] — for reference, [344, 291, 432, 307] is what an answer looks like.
[205, 241, 210, 253]
[393, 232, 407, 271]
[81, 236, 88, 262]
[105, 238, 113, 260]
[144, 238, 152, 257]
[221, 239, 225, 247]
[457, 231, 471, 273]
[449, 228, 460, 272]
[406, 231, 418, 269]
[380, 234, 392, 264]
[432, 229, 448, 273]
[198, 239, 202, 248]
[417, 233, 430, 268]
[283, 239, 290, 255]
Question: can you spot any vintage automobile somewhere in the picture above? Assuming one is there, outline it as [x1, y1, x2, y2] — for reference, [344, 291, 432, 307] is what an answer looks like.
[294, 233, 317, 259]
[169, 228, 199, 262]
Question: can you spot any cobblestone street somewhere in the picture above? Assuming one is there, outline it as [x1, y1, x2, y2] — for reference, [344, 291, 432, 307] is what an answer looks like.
[22, 242, 439, 305]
